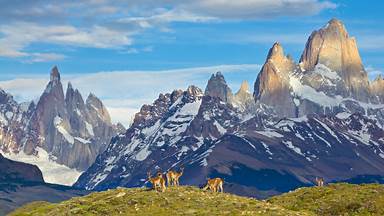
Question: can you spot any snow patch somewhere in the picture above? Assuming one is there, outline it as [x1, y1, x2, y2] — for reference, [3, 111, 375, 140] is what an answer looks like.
[213, 121, 227, 135]
[256, 129, 284, 138]
[283, 140, 305, 157]
[74, 137, 91, 144]
[336, 112, 351, 119]
[5, 111, 13, 119]
[85, 121, 95, 136]
[314, 64, 341, 80]
[135, 146, 151, 161]
[54, 116, 74, 144]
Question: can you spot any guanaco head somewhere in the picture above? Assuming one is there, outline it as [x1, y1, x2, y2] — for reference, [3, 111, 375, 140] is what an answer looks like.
[157, 171, 163, 177]
[147, 171, 166, 192]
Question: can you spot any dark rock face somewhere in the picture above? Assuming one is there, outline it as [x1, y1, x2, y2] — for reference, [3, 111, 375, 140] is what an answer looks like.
[76, 19, 384, 198]
[0, 66, 118, 171]
[205, 72, 233, 103]
[0, 154, 88, 215]
[0, 153, 43, 183]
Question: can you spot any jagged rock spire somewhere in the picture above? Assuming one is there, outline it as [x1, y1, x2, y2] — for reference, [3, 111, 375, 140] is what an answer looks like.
[67, 82, 73, 90]
[371, 74, 384, 103]
[50, 66, 60, 82]
[267, 42, 285, 61]
[253, 42, 296, 118]
[236, 81, 250, 96]
[299, 18, 370, 102]
[186, 85, 203, 97]
[205, 71, 233, 103]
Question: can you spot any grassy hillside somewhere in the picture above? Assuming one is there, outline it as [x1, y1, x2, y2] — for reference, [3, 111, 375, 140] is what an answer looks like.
[10, 183, 384, 215]
[268, 183, 384, 216]
[10, 186, 309, 216]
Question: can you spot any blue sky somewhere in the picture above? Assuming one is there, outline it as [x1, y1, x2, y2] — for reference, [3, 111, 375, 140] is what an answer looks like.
[0, 0, 383, 126]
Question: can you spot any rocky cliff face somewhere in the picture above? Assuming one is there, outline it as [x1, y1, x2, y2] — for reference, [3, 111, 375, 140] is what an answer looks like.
[0, 66, 120, 173]
[299, 18, 371, 102]
[0, 89, 30, 154]
[233, 81, 255, 112]
[254, 42, 297, 118]
[205, 72, 233, 103]
[253, 19, 384, 124]
[371, 75, 384, 103]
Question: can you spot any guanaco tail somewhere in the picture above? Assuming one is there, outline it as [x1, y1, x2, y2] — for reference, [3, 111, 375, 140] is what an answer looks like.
[147, 171, 166, 192]
[203, 177, 224, 192]
[166, 167, 184, 186]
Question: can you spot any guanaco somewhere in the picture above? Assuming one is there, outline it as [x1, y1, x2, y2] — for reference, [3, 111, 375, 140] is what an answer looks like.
[203, 177, 224, 192]
[166, 167, 184, 186]
[147, 171, 166, 192]
[315, 177, 324, 187]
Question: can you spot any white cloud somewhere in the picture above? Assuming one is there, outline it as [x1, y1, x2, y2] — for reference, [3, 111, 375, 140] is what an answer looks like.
[26, 53, 66, 63]
[224, 32, 309, 45]
[120, 46, 154, 54]
[355, 35, 384, 51]
[0, 22, 134, 60]
[0, 64, 261, 127]
[181, 0, 337, 19]
[118, 9, 218, 25]
[0, 0, 336, 62]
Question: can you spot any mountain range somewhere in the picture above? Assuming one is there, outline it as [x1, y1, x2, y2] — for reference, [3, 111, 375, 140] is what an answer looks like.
[74, 18, 384, 198]
[0, 67, 123, 185]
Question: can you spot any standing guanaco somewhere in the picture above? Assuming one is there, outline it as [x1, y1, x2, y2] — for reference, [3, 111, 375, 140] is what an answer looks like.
[147, 171, 166, 192]
[203, 177, 224, 192]
[166, 167, 184, 186]
[315, 177, 324, 187]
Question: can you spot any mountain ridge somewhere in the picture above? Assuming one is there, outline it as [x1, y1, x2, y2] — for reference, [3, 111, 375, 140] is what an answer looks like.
[75, 18, 384, 198]
[0, 67, 122, 185]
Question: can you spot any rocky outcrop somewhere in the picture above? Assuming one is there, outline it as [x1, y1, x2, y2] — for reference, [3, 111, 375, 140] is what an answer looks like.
[0, 89, 29, 154]
[299, 18, 371, 102]
[371, 75, 384, 103]
[254, 42, 297, 118]
[205, 72, 233, 103]
[0, 153, 44, 183]
[0, 66, 118, 171]
[233, 81, 255, 112]
[0, 154, 88, 215]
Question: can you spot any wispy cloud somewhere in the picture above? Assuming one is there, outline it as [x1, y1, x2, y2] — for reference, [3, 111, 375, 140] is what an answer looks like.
[224, 32, 309, 45]
[0, 64, 261, 126]
[25, 53, 66, 63]
[356, 35, 384, 51]
[0, 22, 134, 61]
[0, 0, 336, 62]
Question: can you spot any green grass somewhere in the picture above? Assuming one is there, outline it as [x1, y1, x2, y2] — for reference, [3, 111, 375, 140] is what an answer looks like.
[268, 183, 384, 216]
[9, 186, 310, 216]
[10, 183, 384, 215]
